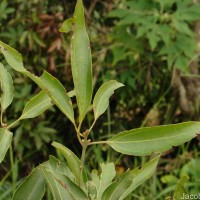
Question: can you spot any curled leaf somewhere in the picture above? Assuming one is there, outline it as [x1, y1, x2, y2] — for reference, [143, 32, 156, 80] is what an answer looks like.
[93, 80, 124, 120]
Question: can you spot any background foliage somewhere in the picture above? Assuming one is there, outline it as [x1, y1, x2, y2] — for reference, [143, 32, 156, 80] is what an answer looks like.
[0, 0, 200, 199]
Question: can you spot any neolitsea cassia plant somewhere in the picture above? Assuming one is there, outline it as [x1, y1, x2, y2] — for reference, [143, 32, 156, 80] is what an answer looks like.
[0, 0, 200, 199]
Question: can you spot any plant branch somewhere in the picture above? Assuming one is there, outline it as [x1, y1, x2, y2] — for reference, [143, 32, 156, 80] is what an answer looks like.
[74, 125, 83, 145]
[88, 119, 96, 133]
[79, 132, 89, 186]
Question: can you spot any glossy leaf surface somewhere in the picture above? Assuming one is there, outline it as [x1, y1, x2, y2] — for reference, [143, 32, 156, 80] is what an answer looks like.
[41, 165, 73, 200]
[20, 91, 52, 119]
[40, 71, 75, 124]
[107, 122, 200, 155]
[0, 128, 13, 163]
[93, 80, 124, 120]
[0, 63, 14, 111]
[12, 167, 46, 200]
[49, 155, 75, 182]
[41, 159, 88, 200]
[52, 142, 87, 185]
[71, 0, 93, 123]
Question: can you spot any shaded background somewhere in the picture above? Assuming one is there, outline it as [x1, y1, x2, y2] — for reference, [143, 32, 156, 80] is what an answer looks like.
[0, 0, 200, 199]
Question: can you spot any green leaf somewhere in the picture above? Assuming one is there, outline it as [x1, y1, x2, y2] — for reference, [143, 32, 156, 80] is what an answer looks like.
[20, 91, 53, 120]
[40, 71, 75, 124]
[41, 162, 88, 200]
[0, 40, 27, 72]
[0, 128, 13, 163]
[0, 63, 14, 111]
[93, 80, 124, 120]
[159, 24, 171, 45]
[107, 9, 128, 18]
[172, 19, 192, 36]
[146, 28, 160, 50]
[173, 175, 189, 200]
[102, 171, 133, 200]
[67, 90, 76, 98]
[57, 175, 88, 200]
[107, 122, 200, 156]
[40, 165, 74, 200]
[102, 156, 159, 200]
[49, 155, 75, 182]
[119, 155, 160, 199]
[59, 18, 73, 33]
[90, 163, 116, 200]
[12, 167, 46, 200]
[52, 142, 87, 185]
[71, 0, 93, 123]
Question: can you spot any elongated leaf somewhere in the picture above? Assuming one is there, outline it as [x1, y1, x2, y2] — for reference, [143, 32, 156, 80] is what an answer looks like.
[40, 71, 75, 124]
[41, 165, 73, 200]
[23, 71, 46, 89]
[0, 128, 13, 163]
[93, 80, 124, 120]
[107, 122, 200, 156]
[20, 91, 52, 119]
[52, 142, 87, 185]
[0, 42, 75, 124]
[102, 156, 159, 200]
[71, 0, 93, 123]
[59, 18, 73, 33]
[0, 63, 14, 111]
[12, 167, 46, 200]
[0, 41, 27, 72]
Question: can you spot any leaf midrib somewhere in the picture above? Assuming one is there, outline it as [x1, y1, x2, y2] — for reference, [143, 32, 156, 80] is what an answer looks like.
[109, 130, 196, 144]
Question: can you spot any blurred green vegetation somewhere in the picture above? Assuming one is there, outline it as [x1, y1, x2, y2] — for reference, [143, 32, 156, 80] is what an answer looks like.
[0, 0, 200, 199]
